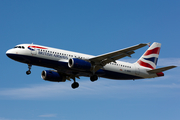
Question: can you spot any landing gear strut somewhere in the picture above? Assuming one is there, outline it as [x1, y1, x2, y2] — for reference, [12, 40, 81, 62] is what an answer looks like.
[26, 64, 32, 75]
[71, 77, 79, 89]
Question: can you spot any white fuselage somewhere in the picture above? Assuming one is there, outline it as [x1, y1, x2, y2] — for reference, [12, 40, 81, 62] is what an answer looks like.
[6, 44, 159, 80]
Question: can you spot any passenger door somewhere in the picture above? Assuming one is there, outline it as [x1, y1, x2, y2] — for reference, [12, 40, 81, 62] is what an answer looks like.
[31, 48, 37, 55]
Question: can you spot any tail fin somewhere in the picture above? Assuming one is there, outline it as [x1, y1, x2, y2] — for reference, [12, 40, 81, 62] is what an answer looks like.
[135, 42, 161, 69]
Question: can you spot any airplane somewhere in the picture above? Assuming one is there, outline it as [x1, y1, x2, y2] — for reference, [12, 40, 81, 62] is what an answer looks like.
[6, 42, 176, 89]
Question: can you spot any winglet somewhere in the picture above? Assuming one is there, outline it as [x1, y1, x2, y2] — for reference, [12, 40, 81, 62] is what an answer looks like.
[147, 42, 151, 47]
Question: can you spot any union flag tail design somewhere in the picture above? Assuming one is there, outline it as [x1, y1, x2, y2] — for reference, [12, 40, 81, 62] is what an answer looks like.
[135, 42, 161, 69]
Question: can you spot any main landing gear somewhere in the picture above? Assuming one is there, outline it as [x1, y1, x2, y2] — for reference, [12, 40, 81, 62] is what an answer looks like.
[71, 75, 98, 89]
[71, 82, 79, 89]
[90, 75, 98, 82]
[90, 66, 98, 82]
[26, 64, 32, 75]
[71, 77, 79, 89]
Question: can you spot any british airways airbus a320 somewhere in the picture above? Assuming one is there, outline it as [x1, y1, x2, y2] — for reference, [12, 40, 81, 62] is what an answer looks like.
[6, 42, 176, 89]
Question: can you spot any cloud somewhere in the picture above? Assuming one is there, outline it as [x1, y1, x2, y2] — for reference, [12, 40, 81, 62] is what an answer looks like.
[0, 79, 180, 100]
[0, 58, 179, 100]
[39, 114, 56, 118]
[0, 83, 71, 99]
[0, 118, 10, 120]
[158, 58, 180, 66]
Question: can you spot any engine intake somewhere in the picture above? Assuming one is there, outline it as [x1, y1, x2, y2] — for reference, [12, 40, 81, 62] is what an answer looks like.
[68, 58, 92, 71]
[41, 70, 66, 82]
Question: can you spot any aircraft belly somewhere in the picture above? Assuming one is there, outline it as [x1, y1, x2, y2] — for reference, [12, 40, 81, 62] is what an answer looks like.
[102, 70, 143, 80]
[9, 54, 143, 80]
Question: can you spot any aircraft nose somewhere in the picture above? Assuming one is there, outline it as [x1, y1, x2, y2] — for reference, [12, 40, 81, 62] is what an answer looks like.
[6, 49, 11, 57]
[6, 48, 25, 61]
[6, 49, 15, 58]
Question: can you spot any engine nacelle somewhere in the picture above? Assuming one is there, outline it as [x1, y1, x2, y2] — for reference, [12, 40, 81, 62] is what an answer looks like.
[68, 58, 92, 71]
[41, 70, 66, 82]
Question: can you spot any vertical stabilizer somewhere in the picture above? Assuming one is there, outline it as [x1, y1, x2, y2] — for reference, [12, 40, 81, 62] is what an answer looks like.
[135, 42, 161, 69]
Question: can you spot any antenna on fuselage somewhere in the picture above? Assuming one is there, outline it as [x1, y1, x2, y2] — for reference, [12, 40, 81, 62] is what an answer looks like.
[30, 43, 34, 47]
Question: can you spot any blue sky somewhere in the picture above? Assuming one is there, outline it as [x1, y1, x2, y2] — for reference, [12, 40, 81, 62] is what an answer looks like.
[1, 0, 180, 120]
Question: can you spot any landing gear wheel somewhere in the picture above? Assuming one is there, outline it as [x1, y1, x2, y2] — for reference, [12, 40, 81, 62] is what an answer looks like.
[90, 75, 98, 82]
[26, 70, 31, 75]
[71, 82, 79, 89]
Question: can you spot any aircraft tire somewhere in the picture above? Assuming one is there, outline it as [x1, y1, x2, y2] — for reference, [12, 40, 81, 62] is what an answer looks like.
[90, 75, 98, 82]
[71, 82, 79, 89]
[26, 70, 31, 75]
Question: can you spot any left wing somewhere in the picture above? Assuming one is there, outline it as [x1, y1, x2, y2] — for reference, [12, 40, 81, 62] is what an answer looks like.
[89, 43, 148, 72]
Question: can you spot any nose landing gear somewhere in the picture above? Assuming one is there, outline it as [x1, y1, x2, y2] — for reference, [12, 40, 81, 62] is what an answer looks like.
[26, 64, 32, 75]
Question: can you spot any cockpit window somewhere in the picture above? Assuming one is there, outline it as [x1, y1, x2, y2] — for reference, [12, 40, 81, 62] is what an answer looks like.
[14, 46, 25, 49]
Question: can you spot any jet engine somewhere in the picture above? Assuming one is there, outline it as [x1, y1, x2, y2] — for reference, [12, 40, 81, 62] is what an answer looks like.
[68, 58, 92, 71]
[41, 70, 66, 82]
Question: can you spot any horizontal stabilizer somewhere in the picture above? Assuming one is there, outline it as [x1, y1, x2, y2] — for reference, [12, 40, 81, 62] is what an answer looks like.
[147, 66, 177, 74]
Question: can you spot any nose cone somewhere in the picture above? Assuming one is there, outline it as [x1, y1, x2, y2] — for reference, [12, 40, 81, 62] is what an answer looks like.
[6, 49, 11, 57]
[6, 48, 25, 62]
[6, 49, 16, 59]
